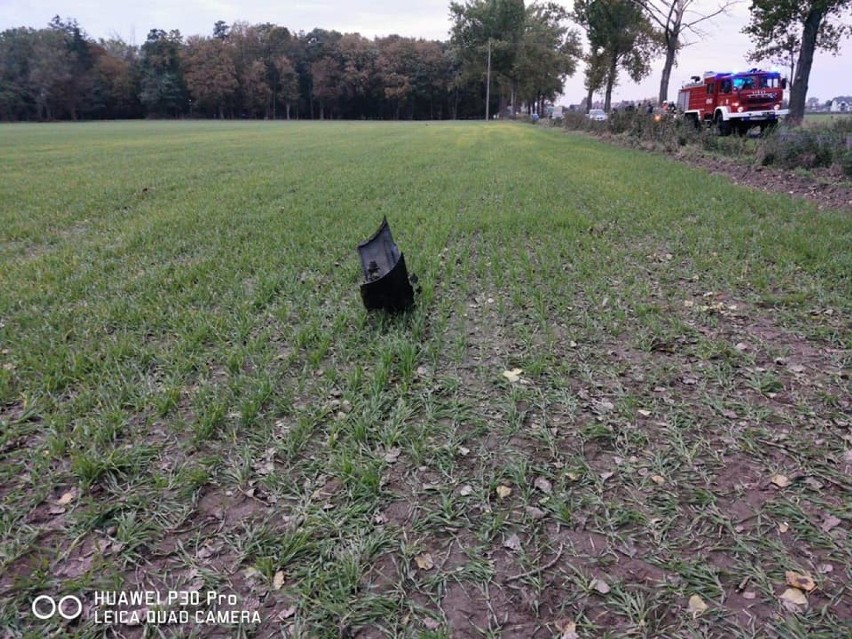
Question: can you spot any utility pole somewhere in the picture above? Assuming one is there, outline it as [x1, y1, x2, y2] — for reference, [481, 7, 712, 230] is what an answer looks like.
[485, 39, 491, 121]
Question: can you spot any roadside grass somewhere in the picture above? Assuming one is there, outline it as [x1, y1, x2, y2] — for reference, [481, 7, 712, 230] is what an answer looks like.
[0, 120, 849, 638]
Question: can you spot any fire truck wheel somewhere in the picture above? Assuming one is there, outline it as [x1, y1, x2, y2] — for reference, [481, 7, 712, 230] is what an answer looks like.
[715, 113, 732, 137]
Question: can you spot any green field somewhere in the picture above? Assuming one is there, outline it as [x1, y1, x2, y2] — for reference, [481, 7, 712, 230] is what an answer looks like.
[804, 111, 852, 126]
[1, 121, 850, 638]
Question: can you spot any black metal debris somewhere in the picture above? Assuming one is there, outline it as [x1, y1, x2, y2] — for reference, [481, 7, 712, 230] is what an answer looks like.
[356, 217, 414, 312]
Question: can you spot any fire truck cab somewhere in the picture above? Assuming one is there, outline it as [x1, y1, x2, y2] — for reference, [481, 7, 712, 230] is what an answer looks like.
[677, 69, 788, 135]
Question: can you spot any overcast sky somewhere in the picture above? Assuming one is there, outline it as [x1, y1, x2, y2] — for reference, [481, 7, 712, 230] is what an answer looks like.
[3, 0, 850, 103]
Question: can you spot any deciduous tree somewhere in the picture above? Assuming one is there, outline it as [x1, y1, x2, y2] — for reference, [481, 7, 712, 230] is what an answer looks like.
[310, 56, 342, 119]
[744, 0, 851, 124]
[182, 36, 237, 118]
[90, 39, 141, 118]
[630, 1, 737, 103]
[514, 2, 581, 114]
[0, 28, 37, 120]
[574, 0, 659, 112]
[274, 55, 300, 119]
[29, 28, 72, 120]
[377, 36, 415, 119]
[241, 59, 271, 117]
[450, 0, 527, 114]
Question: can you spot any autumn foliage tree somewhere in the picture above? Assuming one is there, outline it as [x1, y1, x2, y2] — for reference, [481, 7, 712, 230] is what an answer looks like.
[182, 36, 237, 118]
[91, 39, 142, 118]
[1, 14, 547, 121]
[373, 37, 452, 119]
[274, 56, 300, 119]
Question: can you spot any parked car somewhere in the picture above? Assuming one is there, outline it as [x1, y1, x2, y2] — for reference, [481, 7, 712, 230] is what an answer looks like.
[587, 108, 608, 121]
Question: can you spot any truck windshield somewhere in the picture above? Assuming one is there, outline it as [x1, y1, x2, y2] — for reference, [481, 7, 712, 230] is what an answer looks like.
[732, 75, 780, 90]
[732, 76, 756, 90]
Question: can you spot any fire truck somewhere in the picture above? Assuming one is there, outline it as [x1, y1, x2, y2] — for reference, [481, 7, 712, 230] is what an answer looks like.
[677, 69, 787, 135]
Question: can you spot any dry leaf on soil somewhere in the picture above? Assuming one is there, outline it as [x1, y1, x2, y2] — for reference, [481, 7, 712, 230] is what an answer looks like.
[555, 619, 579, 639]
[272, 571, 285, 590]
[414, 553, 434, 570]
[502, 368, 523, 383]
[785, 571, 816, 592]
[57, 489, 78, 505]
[770, 474, 790, 488]
[687, 594, 708, 616]
[496, 485, 512, 499]
[780, 588, 808, 609]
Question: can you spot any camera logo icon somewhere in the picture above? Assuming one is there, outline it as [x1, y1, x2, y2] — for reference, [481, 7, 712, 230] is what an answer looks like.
[32, 595, 83, 620]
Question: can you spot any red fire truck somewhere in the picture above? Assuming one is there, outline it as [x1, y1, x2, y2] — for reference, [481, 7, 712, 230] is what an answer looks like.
[677, 69, 787, 135]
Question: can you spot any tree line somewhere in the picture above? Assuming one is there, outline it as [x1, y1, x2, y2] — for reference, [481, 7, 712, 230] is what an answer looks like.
[1, 1, 848, 123]
[0, 3, 578, 122]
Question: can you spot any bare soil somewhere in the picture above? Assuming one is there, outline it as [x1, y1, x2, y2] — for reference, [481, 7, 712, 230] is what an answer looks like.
[677, 151, 852, 212]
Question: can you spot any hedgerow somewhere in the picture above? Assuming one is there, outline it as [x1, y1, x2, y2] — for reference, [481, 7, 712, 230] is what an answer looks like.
[557, 110, 852, 175]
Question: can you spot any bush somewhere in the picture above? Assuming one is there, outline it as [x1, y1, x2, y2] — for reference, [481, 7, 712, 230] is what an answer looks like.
[761, 126, 840, 169]
[841, 150, 852, 177]
[561, 111, 598, 132]
[558, 107, 851, 175]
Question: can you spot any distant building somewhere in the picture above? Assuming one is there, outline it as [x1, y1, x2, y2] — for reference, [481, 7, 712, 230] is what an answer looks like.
[831, 98, 850, 112]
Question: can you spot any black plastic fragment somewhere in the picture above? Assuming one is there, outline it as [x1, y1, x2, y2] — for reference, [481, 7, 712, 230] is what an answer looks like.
[357, 217, 415, 312]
